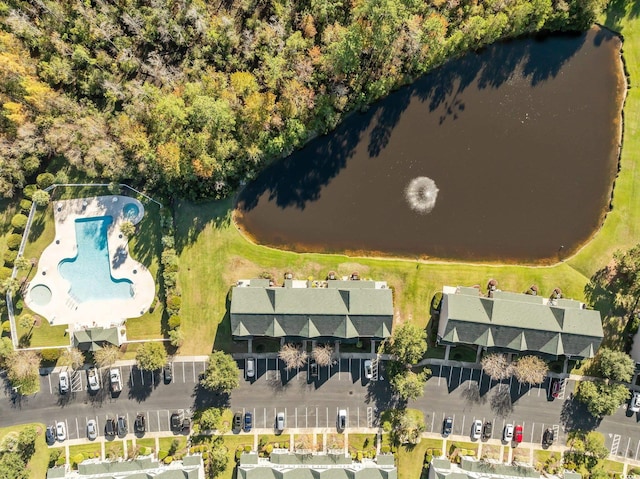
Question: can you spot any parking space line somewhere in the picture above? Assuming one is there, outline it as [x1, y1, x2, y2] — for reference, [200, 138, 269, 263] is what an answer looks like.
[357, 407, 359, 427]
[75, 417, 79, 439]
[431, 411, 435, 432]
[316, 408, 318, 428]
[448, 367, 453, 387]
[338, 360, 341, 380]
[459, 367, 463, 386]
[530, 423, 535, 443]
[48, 374, 53, 395]
[139, 369, 144, 386]
[65, 418, 70, 440]
[264, 408, 266, 428]
[306, 407, 308, 428]
[461, 415, 465, 436]
[295, 408, 297, 429]
[437, 365, 442, 386]
[635, 440, 640, 460]
[181, 362, 185, 383]
[192, 361, 196, 382]
[326, 408, 329, 428]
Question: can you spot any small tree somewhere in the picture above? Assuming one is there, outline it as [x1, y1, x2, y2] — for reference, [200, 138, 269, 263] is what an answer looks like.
[312, 344, 335, 367]
[512, 355, 548, 385]
[17, 426, 37, 461]
[200, 350, 240, 393]
[13, 256, 31, 271]
[169, 328, 184, 347]
[7, 350, 40, 395]
[59, 348, 84, 370]
[94, 345, 121, 368]
[576, 381, 630, 417]
[31, 190, 50, 207]
[18, 314, 34, 331]
[135, 342, 167, 371]
[279, 343, 307, 370]
[390, 369, 430, 401]
[199, 408, 222, 431]
[594, 348, 635, 382]
[481, 353, 512, 380]
[207, 437, 228, 477]
[385, 323, 427, 365]
[120, 220, 136, 237]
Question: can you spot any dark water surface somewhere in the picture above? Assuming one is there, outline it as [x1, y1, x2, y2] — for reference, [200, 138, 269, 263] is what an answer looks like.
[236, 27, 625, 263]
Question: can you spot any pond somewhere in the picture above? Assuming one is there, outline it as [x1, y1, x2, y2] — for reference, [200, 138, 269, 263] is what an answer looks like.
[235, 27, 625, 263]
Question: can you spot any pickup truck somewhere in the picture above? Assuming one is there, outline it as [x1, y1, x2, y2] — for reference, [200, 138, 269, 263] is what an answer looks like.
[110, 368, 122, 393]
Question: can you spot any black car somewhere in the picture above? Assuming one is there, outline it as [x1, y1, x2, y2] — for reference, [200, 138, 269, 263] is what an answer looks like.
[233, 412, 243, 430]
[134, 414, 146, 434]
[117, 416, 127, 436]
[164, 363, 173, 383]
[182, 418, 191, 434]
[482, 421, 493, 440]
[105, 418, 116, 438]
[171, 412, 182, 431]
[542, 428, 555, 446]
[443, 417, 453, 436]
[310, 360, 318, 378]
[45, 425, 56, 445]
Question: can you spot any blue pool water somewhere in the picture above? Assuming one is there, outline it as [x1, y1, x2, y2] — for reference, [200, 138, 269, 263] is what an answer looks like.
[123, 203, 140, 221]
[58, 216, 133, 303]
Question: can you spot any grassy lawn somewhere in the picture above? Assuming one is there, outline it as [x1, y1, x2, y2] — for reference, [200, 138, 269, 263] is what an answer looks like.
[136, 438, 156, 453]
[602, 459, 625, 475]
[158, 436, 188, 455]
[220, 436, 249, 479]
[396, 439, 434, 479]
[482, 444, 502, 460]
[348, 433, 376, 453]
[105, 440, 124, 460]
[258, 434, 289, 449]
[0, 423, 49, 478]
[512, 447, 531, 463]
[69, 443, 102, 468]
[294, 433, 319, 451]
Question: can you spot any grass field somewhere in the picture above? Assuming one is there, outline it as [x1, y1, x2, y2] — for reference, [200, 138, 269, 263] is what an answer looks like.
[0, 423, 49, 478]
[69, 443, 102, 468]
[396, 438, 439, 479]
[221, 436, 250, 479]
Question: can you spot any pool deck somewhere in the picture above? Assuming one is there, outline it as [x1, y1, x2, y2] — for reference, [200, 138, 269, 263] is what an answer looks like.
[24, 195, 155, 332]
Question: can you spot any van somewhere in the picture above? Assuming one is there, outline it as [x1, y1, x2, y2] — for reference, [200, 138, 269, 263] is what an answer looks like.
[246, 358, 255, 379]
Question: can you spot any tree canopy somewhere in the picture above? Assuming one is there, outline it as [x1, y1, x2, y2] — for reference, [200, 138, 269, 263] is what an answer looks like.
[0, 0, 606, 199]
[200, 351, 240, 393]
[593, 347, 635, 382]
[385, 323, 427, 365]
[576, 381, 629, 418]
[135, 342, 167, 371]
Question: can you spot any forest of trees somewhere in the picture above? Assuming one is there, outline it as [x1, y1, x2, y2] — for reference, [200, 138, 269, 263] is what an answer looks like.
[0, 0, 607, 199]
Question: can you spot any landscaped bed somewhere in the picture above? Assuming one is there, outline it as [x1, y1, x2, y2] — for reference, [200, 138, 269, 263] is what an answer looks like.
[69, 443, 102, 469]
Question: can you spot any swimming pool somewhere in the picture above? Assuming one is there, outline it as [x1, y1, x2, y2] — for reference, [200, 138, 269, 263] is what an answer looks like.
[58, 216, 133, 303]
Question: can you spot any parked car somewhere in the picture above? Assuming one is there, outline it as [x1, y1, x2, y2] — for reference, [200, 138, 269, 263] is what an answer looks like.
[164, 363, 173, 383]
[503, 424, 514, 441]
[364, 360, 373, 380]
[542, 428, 555, 447]
[246, 358, 255, 379]
[244, 412, 253, 432]
[171, 412, 182, 431]
[482, 421, 493, 440]
[550, 378, 561, 399]
[442, 417, 453, 436]
[182, 418, 191, 434]
[471, 420, 482, 440]
[276, 412, 285, 431]
[117, 416, 127, 436]
[56, 421, 66, 441]
[134, 414, 146, 434]
[233, 412, 243, 430]
[630, 391, 640, 413]
[105, 418, 116, 437]
[309, 360, 318, 378]
[87, 367, 100, 392]
[59, 371, 69, 394]
[514, 425, 523, 443]
[45, 425, 56, 445]
[338, 409, 347, 431]
[87, 420, 97, 441]
[110, 368, 122, 394]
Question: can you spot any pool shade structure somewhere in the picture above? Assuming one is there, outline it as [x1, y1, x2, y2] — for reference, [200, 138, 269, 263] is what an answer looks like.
[73, 327, 120, 351]
[230, 278, 393, 340]
[438, 286, 604, 359]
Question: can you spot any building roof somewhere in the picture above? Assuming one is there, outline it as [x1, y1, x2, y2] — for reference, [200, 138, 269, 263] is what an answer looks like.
[238, 452, 397, 479]
[73, 327, 120, 351]
[231, 280, 393, 339]
[438, 287, 603, 358]
[47, 456, 203, 479]
[428, 458, 580, 479]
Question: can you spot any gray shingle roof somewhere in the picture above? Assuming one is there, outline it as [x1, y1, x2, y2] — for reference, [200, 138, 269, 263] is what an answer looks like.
[439, 288, 603, 358]
[231, 281, 393, 339]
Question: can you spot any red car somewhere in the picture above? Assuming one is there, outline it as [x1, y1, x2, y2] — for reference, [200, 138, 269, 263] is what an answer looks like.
[550, 378, 561, 399]
[514, 425, 523, 443]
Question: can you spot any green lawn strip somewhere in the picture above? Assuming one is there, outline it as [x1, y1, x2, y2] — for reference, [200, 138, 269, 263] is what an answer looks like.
[0, 423, 50, 478]
[69, 443, 102, 468]
[347, 433, 376, 454]
[104, 440, 124, 460]
[158, 436, 188, 457]
[175, 199, 592, 356]
[602, 458, 625, 474]
[220, 435, 250, 479]
[396, 439, 433, 479]
[447, 440, 478, 456]
[326, 433, 344, 449]
[15, 320, 68, 348]
[258, 434, 289, 450]
[512, 447, 531, 463]
[136, 438, 156, 453]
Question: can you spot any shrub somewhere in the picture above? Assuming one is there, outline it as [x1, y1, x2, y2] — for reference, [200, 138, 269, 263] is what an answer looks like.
[140, 447, 152, 455]
[167, 295, 181, 315]
[168, 315, 181, 330]
[41, 348, 61, 362]
[235, 449, 242, 460]
[158, 450, 168, 460]
[356, 451, 363, 462]
[19, 199, 32, 212]
[2, 321, 10, 333]
[14, 299, 23, 311]
[244, 445, 252, 452]
[284, 442, 289, 449]
[36, 173, 55, 189]
[265, 444, 273, 454]
[6, 234, 22, 250]
[23, 184, 37, 199]
[0, 267, 11, 281]
[10, 214, 27, 231]
[381, 445, 390, 454]
[4, 250, 17, 266]
[431, 292, 443, 312]
[425, 454, 433, 464]
[71, 453, 84, 467]
[163, 455, 173, 464]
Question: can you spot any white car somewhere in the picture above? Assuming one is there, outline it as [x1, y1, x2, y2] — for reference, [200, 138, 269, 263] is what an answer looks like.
[56, 421, 66, 441]
[363, 360, 373, 380]
[276, 412, 285, 431]
[337, 409, 347, 431]
[503, 423, 514, 441]
[87, 420, 97, 440]
[630, 392, 640, 413]
[59, 371, 69, 394]
[471, 419, 482, 439]
[87, 367, 100, 392]
[246, 358, 255, 379]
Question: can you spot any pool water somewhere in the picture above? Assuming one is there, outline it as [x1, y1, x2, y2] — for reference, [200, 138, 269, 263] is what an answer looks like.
[58, 216, 133, 303]
[123, 203, 140, 221]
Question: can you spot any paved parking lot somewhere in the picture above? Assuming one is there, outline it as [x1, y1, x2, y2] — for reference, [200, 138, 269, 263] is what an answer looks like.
[241, 357, 373, 384]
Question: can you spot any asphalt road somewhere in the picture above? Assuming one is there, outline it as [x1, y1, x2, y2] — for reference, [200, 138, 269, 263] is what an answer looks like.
[2, 358, 640, 461]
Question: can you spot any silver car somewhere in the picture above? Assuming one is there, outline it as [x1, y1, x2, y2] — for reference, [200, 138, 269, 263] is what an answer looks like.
[276, 412, 285, 431]
[503, 423, 514, 441]
[630, 392, 640, 413]
[471, 419, 482, 440]
[56, 421, 66, 441]
[363, 360, 373, 379]
[87, 420, 97, 440]
[59, 371, 69, 394]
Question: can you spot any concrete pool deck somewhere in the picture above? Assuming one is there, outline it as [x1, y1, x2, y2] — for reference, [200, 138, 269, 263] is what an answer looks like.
[24, 195, 155, 331]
